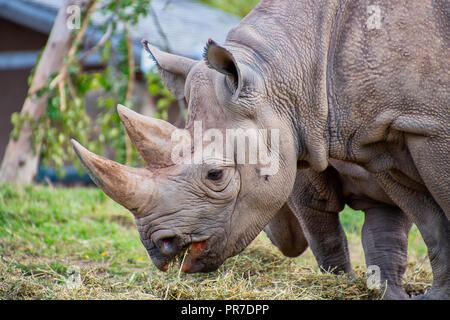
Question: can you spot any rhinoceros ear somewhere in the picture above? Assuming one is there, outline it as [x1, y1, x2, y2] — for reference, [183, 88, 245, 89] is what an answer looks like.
[141, 39, 196, 100]
[203, 39, 243, 99]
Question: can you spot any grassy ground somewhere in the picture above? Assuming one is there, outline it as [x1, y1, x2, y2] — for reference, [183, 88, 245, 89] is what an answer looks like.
[0, 184, 431, 300]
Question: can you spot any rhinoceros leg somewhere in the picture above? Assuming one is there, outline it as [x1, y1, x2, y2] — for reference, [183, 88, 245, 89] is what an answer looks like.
[361, 205, 412, 300]
[376, 172, 450, 300]
[264, 203, 308, 257]
[406, 135, 450, 216]
[282, 169, 353, 274]
[265, 168, 352, 274]
[296, 206, 353, 274]
[265, 201, 353, 274]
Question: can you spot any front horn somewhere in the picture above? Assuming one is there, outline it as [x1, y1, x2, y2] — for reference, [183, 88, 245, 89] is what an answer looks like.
[71, 139, 155, 215]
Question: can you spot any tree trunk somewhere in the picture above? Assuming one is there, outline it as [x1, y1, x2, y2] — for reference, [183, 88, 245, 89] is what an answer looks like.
[0, 0, 90, 184]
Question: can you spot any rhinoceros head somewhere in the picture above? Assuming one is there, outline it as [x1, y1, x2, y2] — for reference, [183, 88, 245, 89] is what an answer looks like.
[71, 39, 298, 273]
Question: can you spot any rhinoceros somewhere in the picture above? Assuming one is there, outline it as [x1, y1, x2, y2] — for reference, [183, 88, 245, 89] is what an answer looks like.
[264, 167, 413, 299]
[71, 0, 449, 299]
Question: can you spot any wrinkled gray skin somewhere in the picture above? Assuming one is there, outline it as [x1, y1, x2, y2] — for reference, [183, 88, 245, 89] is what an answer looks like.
[73, 0, 449, 300]
[265, 167, 413, 299]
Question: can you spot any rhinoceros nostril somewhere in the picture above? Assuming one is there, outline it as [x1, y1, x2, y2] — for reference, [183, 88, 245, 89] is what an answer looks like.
[159, 237, 177, 255]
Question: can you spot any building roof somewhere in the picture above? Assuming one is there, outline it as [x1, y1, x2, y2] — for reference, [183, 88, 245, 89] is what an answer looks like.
[0, 0, 241, 69]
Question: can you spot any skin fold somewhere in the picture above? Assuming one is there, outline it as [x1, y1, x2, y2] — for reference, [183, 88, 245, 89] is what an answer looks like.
[72, 0, 449, 299]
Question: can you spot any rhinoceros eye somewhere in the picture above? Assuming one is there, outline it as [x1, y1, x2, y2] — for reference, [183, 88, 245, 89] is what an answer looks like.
[207, 169, 223, 181]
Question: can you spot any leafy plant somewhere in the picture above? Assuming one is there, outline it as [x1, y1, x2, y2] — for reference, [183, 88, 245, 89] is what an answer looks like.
[145, 68, 176, 121]
[199, 0, 259, 17]
[9, 0, 157, 176]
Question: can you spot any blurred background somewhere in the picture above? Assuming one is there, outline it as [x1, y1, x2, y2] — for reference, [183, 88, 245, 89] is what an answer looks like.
[0, 0, 257, 185]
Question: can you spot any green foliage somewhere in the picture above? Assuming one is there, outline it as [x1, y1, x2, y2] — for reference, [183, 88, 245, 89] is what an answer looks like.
[10, 0, 155, 176]
[100, 0, 150, 25]
[199, 0, 259, 17]
[145, 68, 176, 120]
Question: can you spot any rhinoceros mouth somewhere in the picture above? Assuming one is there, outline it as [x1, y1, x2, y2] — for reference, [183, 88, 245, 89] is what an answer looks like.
[158, 238, 211, 273]
[180, 239, 209, 272]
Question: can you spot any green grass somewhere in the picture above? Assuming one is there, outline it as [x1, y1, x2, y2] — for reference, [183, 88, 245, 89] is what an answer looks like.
[0, 184, 431, 299]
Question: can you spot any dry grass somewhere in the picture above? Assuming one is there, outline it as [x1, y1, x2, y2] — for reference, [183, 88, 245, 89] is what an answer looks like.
[0, 184, 432, 300]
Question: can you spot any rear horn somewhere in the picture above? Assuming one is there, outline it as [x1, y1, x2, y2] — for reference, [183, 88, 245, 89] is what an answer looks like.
[117, 104, 179, 167]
